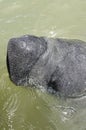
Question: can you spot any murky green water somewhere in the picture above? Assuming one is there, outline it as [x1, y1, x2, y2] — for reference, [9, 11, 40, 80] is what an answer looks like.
[0, 0, 86, 130]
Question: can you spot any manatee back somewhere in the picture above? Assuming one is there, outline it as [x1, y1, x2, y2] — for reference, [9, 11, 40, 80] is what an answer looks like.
[48, 39, 86, 97]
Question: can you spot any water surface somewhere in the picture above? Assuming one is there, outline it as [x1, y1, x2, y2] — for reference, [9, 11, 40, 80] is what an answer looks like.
[0, 0, 86, 130]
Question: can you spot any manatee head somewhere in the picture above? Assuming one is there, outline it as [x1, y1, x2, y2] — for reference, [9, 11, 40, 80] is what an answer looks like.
[7, 35, 47, 86]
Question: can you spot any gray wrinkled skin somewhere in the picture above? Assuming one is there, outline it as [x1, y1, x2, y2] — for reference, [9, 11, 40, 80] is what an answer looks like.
[7, 35, 86, 97]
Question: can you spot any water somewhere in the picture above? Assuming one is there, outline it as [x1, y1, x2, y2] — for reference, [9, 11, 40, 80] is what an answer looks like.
[0, 0, 86, 129]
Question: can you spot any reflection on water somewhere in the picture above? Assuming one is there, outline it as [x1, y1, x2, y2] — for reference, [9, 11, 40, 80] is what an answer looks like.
[0, 0, 86, 129]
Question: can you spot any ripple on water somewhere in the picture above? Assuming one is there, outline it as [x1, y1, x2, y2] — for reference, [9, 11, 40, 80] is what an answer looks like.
[0, 114, 8, 130]
[2, 94, 20, 130]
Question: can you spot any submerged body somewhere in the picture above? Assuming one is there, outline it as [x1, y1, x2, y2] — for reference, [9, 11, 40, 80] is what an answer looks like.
[7, 35, 86, 97]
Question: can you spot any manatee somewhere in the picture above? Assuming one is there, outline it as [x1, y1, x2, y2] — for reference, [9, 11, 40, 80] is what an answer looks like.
[7, 35, 86, 97]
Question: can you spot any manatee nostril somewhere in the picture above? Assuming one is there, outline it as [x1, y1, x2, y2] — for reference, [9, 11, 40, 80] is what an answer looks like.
[8, 38, 27, 49]
[19, 41, 26, 49]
